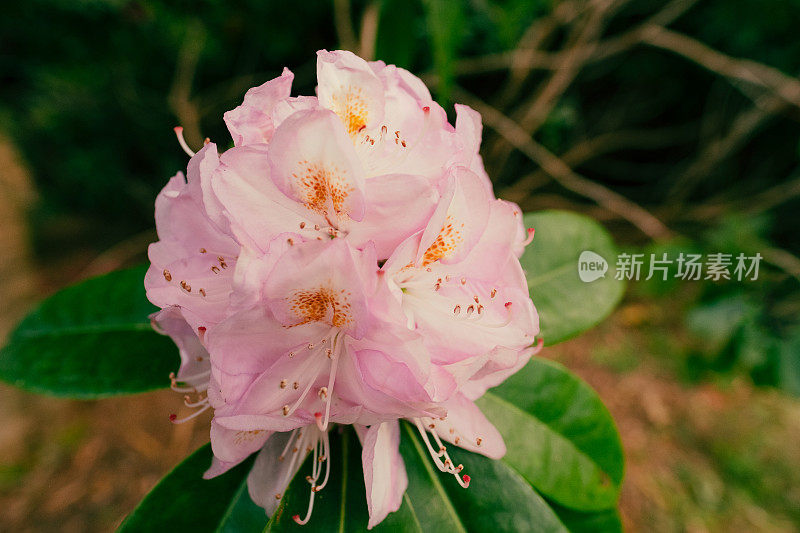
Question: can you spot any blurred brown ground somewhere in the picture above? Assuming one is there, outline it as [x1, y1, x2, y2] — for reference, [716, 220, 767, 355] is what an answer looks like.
[0, 139, 798, 532]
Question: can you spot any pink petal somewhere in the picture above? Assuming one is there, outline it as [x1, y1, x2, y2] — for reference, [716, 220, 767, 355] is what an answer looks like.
[416, 167, 491, 267]
[247, 432, 310, 516]
[268, 109, 366, 222]
[210, 419, 272, 464]
[224, 68, 294, 146]
[436, 393, 506, 459]
[317, 50, 385, 135]
[359, 421, 408, 529]
[347, 173, 439, 260]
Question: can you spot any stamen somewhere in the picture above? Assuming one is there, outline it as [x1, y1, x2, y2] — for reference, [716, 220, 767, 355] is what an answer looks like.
[173, 126, 196, 157]
[169, 402, 211, 424]
[522, 228, 535, 247]
[414, 418, 471, 488]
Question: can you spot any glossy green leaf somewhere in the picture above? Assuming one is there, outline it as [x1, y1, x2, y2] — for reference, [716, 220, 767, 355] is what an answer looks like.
[119, 444, 264, 532]
[266, 425, 568, 533]
[550, 502, 623, 533]
[400, 423, 569, 533]
[479, 356, 624, 511]
[265, 428, 421, 532]
[521, 211, 626, 345]
[0, 265, 178, 398]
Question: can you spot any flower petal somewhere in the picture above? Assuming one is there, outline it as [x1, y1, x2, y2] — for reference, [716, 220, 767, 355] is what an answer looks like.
[247, 432, 310, 516]
[269, 108, 366, 222]
[317, 50, 385, 136]
[416, 167, 491, 267]
[224, 68, 294, 146]
[347, 173, 439, 260]
[359, 421, 408, 529]
[210, 419, 272, 465]
[435, 393, 506, 459]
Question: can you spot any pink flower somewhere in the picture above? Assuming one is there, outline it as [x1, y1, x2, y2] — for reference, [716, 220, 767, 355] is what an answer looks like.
[145, 49, 540, 529]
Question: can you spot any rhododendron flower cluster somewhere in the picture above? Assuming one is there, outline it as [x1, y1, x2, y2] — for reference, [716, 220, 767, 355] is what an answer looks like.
[145, 50, 540, 528]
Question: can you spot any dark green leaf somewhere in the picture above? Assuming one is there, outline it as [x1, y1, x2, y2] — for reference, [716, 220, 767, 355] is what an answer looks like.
[265, 427, 421, 532]
[479, 357, 624, 511]
[0, 265, 178, 398]
[119, 444, 260, 532]
[521, 211, 626, 345]
[400, 423, 568, 533]
[217, 478, 271, 533]
[550, 502, 623, 533]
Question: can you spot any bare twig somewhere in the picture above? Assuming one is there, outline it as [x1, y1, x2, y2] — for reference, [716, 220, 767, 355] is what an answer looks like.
[762, 247, 800, 285]
[455, 86, 674, 240]
[495, 0, 585, 106]
[358, 2, 380, 61]
[500, 123, 698, 203]
[334, 0, 358, 52]
[641, 26, 800, 110]
[667, 92, 787, 203]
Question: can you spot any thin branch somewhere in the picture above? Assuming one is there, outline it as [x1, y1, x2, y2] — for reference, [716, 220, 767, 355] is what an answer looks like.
[455, 86, 674, 240]
[666, 92, 786, 203]
[641, 26, 800, 110]
[358, 2, 380, 61]
[762, 247, 800, 285]
[500, 123, 698, 203]
[334, 0, 358, 52]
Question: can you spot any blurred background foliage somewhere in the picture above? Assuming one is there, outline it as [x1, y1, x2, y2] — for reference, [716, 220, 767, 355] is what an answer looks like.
[3, 0, 798, 394]
[2, 0, 800, 530]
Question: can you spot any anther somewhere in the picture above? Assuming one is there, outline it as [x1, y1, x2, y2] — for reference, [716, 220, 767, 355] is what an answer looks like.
[467, 305, 474, 316]
[453, 305, 461, 315]
[280, 379, 287, 389]
[199, 288, 206, 297]
[300, 222, 306, 229]
[288, 238, 294, 246]
[282, 405, 290, 416]
[318, 387, 328, 399]
[476, 438, 482, 446]
[211, 266, 220, 274]
[163, 269, 172, 281]
[180, 281, 191, 293]
[293, 382, 299, 389]
[491, 288, 497, 298]
[460, 277, 467, 285]
[199, 248, 207, 253]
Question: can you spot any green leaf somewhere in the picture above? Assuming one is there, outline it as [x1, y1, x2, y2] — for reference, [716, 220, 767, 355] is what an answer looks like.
[0, 265, 178, 398]
[265, 428, 421, 532]
[479, 356, 624, 511]
[550, 503, 623, 533]
[521, 210, 626, 345]
[267, 425, 568, 533]
[401, 424, 569, 533]
[119, 444, 264, 532]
